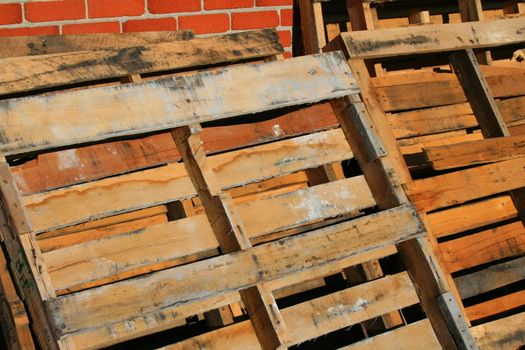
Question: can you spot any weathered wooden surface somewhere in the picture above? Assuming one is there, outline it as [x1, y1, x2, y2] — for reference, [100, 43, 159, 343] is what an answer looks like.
[466, 289, 525, 321]
[424, 135, 525, 170]
[440, 221, 525, 273]
[0, 31, 194, 58]
[455, 256, 525, 299]
[427, 196, 517, 238]
[46, 204, 424, 349]
[407, 157, 525, 212]
[23, 128, 351, 233]
[340, 17, 525, 59]
[0, 30, 282, 95]
[12, 103, 337, 195]
[471, 312, 525, 350]
[0, 52, 357, 156]
[163, 272, 420, 349]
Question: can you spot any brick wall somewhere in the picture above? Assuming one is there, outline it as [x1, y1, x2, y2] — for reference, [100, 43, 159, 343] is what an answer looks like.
[0, 0, 294, 56]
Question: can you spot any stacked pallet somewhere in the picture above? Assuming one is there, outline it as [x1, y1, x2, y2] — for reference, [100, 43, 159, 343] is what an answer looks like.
[0, 30, 475, 349]
[300, 0, 525, 68]
[326, 17, 525, 349]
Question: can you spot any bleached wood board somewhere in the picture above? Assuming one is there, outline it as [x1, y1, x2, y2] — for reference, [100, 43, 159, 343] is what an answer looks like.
[0, 30, 282, 95]
[46, 204, 423, 347]
[0, 52, 358, 156]
[340, 17, 525, 59]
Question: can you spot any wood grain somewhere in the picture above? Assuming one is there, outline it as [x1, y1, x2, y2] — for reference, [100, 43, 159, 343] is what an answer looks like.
[0, 52, 357, 156]
[0, 30, 282, 95]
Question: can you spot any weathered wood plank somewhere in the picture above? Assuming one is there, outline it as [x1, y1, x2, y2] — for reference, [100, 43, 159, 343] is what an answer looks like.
[0, 31, 194, 58]
[407, 157, 525, 212]
[46, 204, 424, 341]
[340, 319, 441, 350]
[164, 272, 419, 349]
[0, 52, 357, 156]
[23, 128, 351, 233]
[44, 215, 216, 294]
[12, 103, 337, 195]
[374, 68, 525, 112]
[238, 176, 375, 239]
[24, 162, 193, 233]
[340, 17, 525, 59]
[399, 131, 483, 156]
[428, 196, 517, 238]
[424, 135, 525, 170]
[466, 289, 525, 321]
[389, 103, 477, 139]
[440, 221, 525, 273]
[471, 312, 525, 349]
[455, 256, 525, 299]
[0, 30, 282, 95]
[0, 248, 36, 350]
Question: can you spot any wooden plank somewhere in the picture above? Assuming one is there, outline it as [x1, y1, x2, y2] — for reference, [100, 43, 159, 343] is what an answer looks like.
[399, 131, 483, 155]
[428, 196, 517, 238]
[39, 214, 168, 253]
[24, 162, 194, 233]
[12, 103, 337, 195]
[407, 157, 525, 212]
[340, 17, 525, 59]
[466, 289, 525, 321]
[42, 176, 373, 293]
[238, 176, 374, 239]
[0, 52, 358, 156]
[471, 312, 525, 350]
[23, 128, 351, 233]
[389, 103, 477, 139]
[172, 125, 287, 350]
[440, 221, 525, 273]
[455, 256, 525, 299]
[0, 30, 283, 95]
[0, 31, 194, 58]
[0, 248, 36, 350]
[299, 1, 326, 54]
[44, 215, 217, 294]
[340, 319, 440, 350]
[374, 68, 525, 112]
[450, 49, 509, 138]
[165, 272, 419, 349]
[424, 135, 525, 170]
[46, 204, 424, 343]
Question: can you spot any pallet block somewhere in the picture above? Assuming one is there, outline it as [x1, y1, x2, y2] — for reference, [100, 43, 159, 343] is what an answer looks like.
[327, 17, 525, 350]
[0, 30, 473, 350]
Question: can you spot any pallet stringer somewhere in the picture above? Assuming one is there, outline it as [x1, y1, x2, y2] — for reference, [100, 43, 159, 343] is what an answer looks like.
[171, 125, 288, 350]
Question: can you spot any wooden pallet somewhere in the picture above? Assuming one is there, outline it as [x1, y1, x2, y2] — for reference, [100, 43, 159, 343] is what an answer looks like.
[300, 0, 525, 68]
[327, 17, 525, 350]
[0, 29, 474, 350]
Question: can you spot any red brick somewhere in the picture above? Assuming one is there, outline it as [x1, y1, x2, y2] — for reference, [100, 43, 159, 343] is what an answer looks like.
[280, 8, 293, 26]
[256, 0, 293, 6]
[25, 0, 85, 22]
[123, 18, 177, 32]
[0, 3, 22, 25]
[179, 13, 229, 34]
[0, 26, 59, 37]
[88, 0, 144, 18]
[231, 10, 279, 30]
[148, 0, 200, 14]
[204, 0, 253, 10]
[63, 21, 121, 34]
[278, 30, 291, 47]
